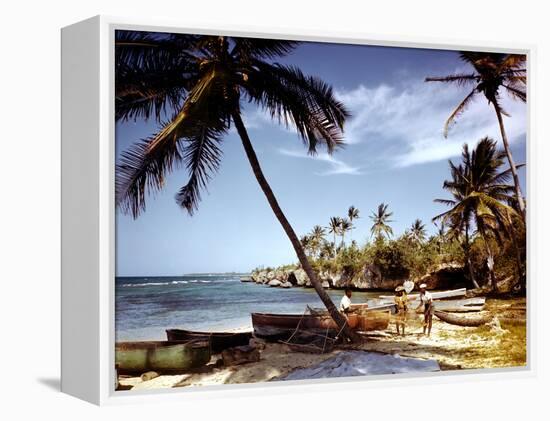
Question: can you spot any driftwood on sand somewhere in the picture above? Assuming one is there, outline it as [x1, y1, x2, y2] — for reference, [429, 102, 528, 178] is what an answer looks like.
[434, 310, 491, 327]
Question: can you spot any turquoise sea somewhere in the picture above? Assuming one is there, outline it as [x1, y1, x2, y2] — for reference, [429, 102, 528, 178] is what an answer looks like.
[116, 274, 381, 341]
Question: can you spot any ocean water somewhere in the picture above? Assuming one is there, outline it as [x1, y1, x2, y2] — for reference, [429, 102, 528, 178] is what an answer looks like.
[116, 274, 380, 341]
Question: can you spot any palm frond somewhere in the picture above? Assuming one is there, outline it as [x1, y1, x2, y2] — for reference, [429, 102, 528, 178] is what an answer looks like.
[174, 125, 226, 214]
[425, 74, 478, 86]
[243, 62, 349, 154]
[443, 88, 478, 137]
[231, 38, 299, 60]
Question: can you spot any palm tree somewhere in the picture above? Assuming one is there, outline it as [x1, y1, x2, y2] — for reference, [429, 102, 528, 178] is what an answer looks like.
[433, 137, 520, 290]
[432, 221, 447, 255]
[309, 225, 326, 258]
[409, 219, 427, 244]
[347, 206, 360, 241]
[370, 203, 394, 240]
[115, 32, 356, 340]
[339, 218, 353, 248]
[426, 52, 527, 220]
[327, 216, 343, 259]
[300, 235, 312, 258]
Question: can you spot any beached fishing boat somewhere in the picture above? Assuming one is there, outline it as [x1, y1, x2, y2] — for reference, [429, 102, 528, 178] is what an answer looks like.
[251, 311, 390, 340]
[434, 310, 491, 327]
[378, 288, 467, 302]
[115, 340, 211, 374]
[165, 329, 252, 353]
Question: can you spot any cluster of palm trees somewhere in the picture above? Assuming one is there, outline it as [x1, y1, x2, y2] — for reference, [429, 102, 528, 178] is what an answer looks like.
[300, 206, 359, 260]
[428, 53, 527, 290]
[114, 31, 527, 339]
[433, 138, 524, 289]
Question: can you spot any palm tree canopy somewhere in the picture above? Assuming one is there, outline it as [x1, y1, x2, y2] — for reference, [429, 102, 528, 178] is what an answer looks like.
[433, 137, 520, 242]
[370, 203, 394, 239]
[115, 32, 350, 218]
[340, 218, 353, 234]
[425, 52, 526, 137]
[410, 218, 427, 242]
[328, 216, 343, 235]
[348, 206, 360, 222]
[309, 225, 326, 242]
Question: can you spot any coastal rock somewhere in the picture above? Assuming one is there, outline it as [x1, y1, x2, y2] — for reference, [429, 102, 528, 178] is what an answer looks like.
[280, 281, 293, 288]
[222, 345, 261, 366]
[140, 371, 159, 382]
[253, 270, 268, 284]
[266, 271, 276, 281]
[292, 269, 310, 287]
[348, 264, 409, 290]
[419, 262, 465, 290]
[268, 280, 282, 287]
[321, 280, 330, 289]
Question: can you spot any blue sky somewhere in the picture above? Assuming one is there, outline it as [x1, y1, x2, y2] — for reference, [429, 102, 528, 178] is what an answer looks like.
[115, 40, 527, 276]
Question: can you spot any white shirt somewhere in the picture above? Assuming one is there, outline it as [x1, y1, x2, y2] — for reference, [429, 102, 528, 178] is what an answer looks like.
[420, 291, 433, 305]
[340, 295, 351, 312]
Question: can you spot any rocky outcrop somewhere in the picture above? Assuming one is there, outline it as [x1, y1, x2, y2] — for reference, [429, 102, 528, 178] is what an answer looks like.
[251, 261, 465, 291]
[418, 262, 465, 290]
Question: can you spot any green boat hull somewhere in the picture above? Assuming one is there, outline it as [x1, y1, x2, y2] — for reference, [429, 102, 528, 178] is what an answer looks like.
[115, 340, 211, 374]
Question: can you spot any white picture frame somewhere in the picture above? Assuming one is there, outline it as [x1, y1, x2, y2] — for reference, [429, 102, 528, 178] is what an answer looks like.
[61, 15, 535, 406]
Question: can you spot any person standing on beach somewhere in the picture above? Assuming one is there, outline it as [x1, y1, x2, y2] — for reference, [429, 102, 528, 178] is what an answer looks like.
[394, 286, 408, 336]
[416, 283, 433, 336]
[340, 288, 353, 314]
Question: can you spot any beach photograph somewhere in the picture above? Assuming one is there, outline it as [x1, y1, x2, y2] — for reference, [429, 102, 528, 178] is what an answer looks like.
[114, 31, 527, 392]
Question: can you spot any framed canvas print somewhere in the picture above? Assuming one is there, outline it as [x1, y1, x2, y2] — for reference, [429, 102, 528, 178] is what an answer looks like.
[61, 16, 532, 405]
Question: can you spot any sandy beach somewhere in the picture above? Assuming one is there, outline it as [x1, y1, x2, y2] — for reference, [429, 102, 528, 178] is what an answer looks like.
[117, 297, 526, 391]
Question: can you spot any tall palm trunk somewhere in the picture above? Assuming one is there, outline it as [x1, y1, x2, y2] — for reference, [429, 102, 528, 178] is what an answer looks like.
[232, 112, 358, 342]
[333, 233, 337, 260]
[480, 232, 497, 291]
[493, 103, 526, 221]
[464, 222, 480, 289]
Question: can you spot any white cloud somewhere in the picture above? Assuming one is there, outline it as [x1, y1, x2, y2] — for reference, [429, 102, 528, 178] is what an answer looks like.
[279, 148, 362, 176]
[335, 79, 526, 167]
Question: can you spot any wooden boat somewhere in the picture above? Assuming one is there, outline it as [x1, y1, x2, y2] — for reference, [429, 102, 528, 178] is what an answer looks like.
[115, 340, 211, 374]
[434, 310, 491, 327]
[251, 311, 390, 340]
[165, 329, 252, 353]
[378, 288, 467, 302]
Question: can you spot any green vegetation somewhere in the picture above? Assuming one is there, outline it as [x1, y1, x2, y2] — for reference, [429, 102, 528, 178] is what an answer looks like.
[265, 137, 526, 293]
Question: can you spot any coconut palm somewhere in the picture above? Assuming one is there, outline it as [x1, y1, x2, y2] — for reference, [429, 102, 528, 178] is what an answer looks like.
[309, 225, 326, 258]
[433, 137, 520, 290]
[347, 206, 360, 241]
[339, 218, 353, 248]
[370, 203, 394, 240]
[409, 219, 427, 244]
[115, 32, 356, 339]
[426, 52, 527, 219]
[327, 216, 343, 259]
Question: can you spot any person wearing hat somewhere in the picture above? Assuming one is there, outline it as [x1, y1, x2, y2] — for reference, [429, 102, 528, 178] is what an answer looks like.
[416, 283, 433, 336]
[394, 285, 408, 335]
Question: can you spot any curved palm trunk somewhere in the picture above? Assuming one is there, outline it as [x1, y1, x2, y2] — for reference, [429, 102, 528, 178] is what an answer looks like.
[493, 103, 526, 221]
[232, 112, 359, 342]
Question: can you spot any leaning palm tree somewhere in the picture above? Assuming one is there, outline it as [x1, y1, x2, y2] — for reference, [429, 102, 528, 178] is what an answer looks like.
[115, 32, 356, 339]
[347, 206, 360, 241]
[409, 219, 427, 244]
[426, 52, 527, 220]
[370, 203, 394, 240]
[327, 216, 343, 259]
[433, 137, 520, 290]
[339, 218, 353, 248]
